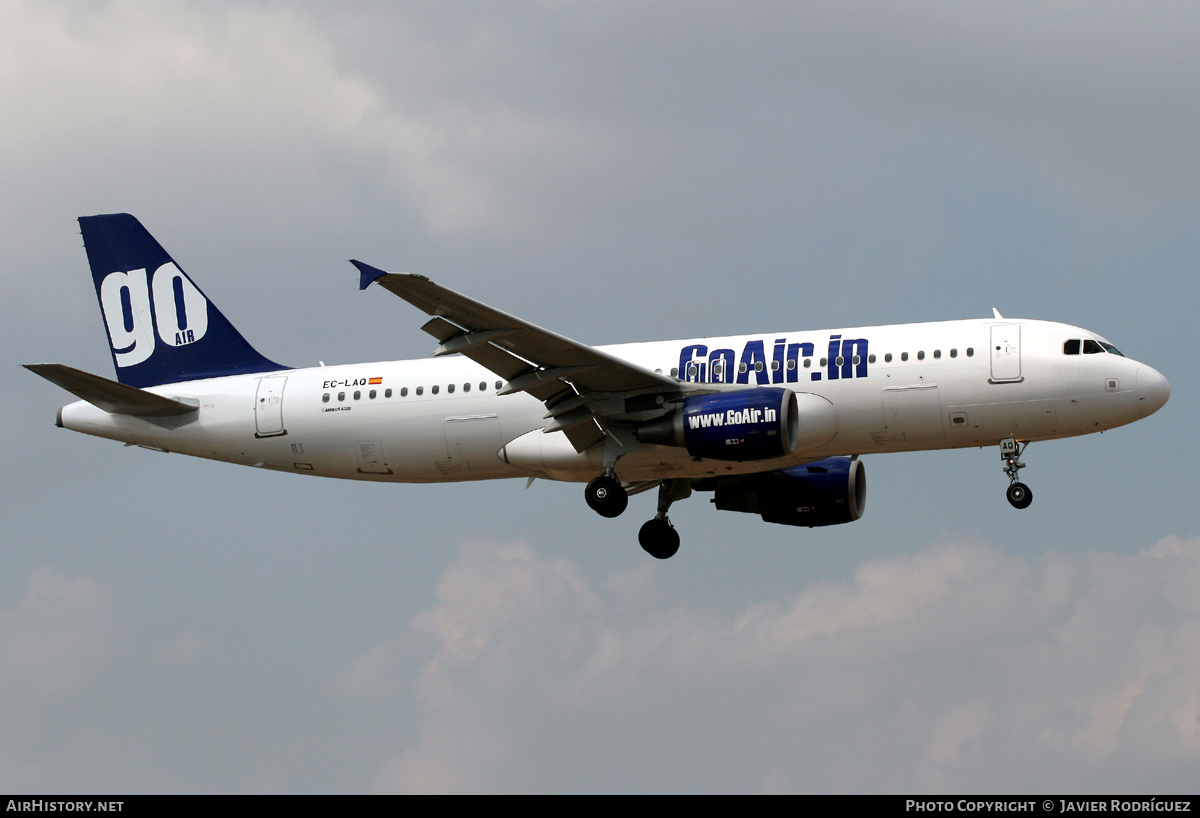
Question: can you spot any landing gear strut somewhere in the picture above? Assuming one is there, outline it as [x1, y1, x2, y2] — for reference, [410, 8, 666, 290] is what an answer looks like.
[638, 480, 691, 559]
[584, 425, 637, 518]
[1000, 438, 1033, 509]
[585, 470, 628, 518]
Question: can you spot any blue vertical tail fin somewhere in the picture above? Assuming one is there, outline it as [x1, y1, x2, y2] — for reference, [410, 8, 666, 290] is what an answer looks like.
[80, 214, 286, 388]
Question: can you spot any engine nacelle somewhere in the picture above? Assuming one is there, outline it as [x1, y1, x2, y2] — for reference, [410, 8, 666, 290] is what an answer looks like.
[709, 456, 866, 527]
[637, 387, 798, 461]
[638, 388, 838, 462]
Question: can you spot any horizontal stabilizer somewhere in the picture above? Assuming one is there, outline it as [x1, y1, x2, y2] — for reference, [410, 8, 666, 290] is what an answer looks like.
[24, 363, 198, 417]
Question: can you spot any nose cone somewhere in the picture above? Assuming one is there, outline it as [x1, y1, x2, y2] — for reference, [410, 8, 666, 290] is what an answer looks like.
[1136, 365, 1170, 417]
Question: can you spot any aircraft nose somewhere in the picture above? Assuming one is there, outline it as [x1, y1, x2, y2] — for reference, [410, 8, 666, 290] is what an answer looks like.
[1136, 365, 1170, 417]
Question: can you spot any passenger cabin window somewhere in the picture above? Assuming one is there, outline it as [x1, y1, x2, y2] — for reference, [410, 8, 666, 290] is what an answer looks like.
[966, 348, 974, 357]
[447, 384, 455, 393]
[388, 388, 396, 398]
[901, 352, 909, 362]
[950, 349, 958, 358]
[917, 351, 925, 360]
[416, 387, 424, 396]
[432, 385, 440, 394]
[322, 393, 330, 403]
[884, 353, 893, 363]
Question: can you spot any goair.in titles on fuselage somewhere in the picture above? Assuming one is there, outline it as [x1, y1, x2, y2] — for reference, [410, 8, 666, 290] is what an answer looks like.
[677, 335, 869, 385]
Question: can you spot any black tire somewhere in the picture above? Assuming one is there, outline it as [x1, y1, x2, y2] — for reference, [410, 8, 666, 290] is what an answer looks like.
[1006, 482, 1033, 509]
[638, 518, 680, 560]
[585, 475, 628, 518]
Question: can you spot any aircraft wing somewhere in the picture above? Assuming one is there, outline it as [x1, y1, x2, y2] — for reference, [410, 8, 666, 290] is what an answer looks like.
[353, 261, 698, 451]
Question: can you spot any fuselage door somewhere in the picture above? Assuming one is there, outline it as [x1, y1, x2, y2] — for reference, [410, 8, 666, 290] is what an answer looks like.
[254, 375, 287, 437]
[989, 324, 1022, 383]
[444, 415, 502, 473]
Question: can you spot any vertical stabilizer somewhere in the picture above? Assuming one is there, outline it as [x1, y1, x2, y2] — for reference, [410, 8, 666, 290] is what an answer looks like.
[79, 214, 285, 387]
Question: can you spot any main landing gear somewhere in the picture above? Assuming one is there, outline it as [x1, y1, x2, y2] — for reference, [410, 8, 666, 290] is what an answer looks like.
[638, 480, 691, 560]
[1000, 437, 1033, 509]
[584, 472, 690, 559]
[585, 470, 628, 518]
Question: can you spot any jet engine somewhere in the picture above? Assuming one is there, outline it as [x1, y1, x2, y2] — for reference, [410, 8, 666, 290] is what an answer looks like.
[707, 456, 866, 527]
[637, 387, 837, 461]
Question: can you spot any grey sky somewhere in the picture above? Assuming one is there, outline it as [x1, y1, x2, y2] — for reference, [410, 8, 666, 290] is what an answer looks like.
[3, 0, 1197, 792]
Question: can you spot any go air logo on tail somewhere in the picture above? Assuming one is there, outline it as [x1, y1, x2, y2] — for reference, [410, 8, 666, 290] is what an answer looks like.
[99, 263, 209, 367]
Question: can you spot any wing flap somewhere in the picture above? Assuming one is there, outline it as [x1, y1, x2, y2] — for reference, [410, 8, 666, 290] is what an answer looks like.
[563, 420, 605, 452]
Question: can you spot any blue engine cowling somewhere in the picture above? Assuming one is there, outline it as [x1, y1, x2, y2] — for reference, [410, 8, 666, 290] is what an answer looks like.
[708, 456, 866, 527]
[638, 388, 839, 462]
[637, 387, 801, 461]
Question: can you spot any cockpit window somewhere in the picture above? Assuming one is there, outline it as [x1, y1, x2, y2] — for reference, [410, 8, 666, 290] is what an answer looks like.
[1065, 337, 1124, 356]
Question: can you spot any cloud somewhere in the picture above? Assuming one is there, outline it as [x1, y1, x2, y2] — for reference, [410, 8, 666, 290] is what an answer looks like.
[0, 0, 598, 241]
[0, 568, 114, 699]
[0, 568, 119, 790]
[366, 536, 1200, 792]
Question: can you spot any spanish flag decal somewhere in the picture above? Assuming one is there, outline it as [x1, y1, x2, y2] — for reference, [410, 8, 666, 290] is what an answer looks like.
[369, 377, 383, 385]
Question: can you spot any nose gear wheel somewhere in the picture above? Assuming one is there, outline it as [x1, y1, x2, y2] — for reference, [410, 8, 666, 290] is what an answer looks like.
[1000, 438, 1033, 509]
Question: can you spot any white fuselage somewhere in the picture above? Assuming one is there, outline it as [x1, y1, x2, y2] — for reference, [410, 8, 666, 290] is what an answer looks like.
[57, 317, 1169, 483]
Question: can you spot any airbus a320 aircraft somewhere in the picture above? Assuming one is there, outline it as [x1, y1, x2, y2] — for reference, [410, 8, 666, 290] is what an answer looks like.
[27, 215, 1170, 559]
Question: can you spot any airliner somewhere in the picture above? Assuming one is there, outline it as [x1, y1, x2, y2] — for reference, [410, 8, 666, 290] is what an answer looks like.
[26, 214, 1170, 559]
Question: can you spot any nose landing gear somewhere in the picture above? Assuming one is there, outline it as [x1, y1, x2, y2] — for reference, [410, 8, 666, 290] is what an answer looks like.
[1000, 438, 1033, 509]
